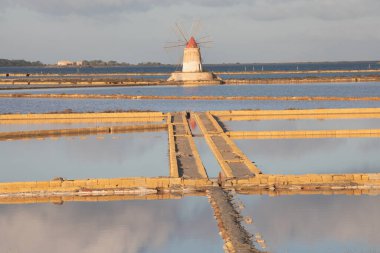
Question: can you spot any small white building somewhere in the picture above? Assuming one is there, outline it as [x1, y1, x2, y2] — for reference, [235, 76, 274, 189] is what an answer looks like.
[57, 60, 74, 66]
[57, 60, 83, 66]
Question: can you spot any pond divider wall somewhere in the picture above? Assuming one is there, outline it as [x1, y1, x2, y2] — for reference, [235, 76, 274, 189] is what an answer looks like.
[0, 124, 167, 141]
[0, 108, 380, 197]
[227, 129, 380, 139]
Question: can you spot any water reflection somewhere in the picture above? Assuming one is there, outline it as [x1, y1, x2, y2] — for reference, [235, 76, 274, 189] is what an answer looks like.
[193, 137, 222, 178]
[239, 194, 380, 253]
[223, 118, 380, 132]
[0, 121, 164, 132]
[0, 132, 168, 182]
[2, 98, 380, 114]
[235, 138, 380, 174]
[3, 83, 380, 98]
[0, 197, 223, 253]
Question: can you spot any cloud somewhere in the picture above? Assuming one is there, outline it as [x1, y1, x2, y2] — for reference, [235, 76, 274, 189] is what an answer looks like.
[1, 0, 379, 20]
[0, 0, 249, 17]
[247, 0, 380, 21]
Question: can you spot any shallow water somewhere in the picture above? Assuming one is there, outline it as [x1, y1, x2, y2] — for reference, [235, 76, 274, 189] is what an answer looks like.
[0, 131, 168, 182]
[193, 137, 222, 178]
[0, 121, 165, 132]
[0, 196, 224, 253]
[1, 97, 380, 114]
[235, 138, 380, 174]
[5, 71, 379, 80]
[1, 61, 379, 74]
[1, 66, 380, 253]
[2, 82, 380, 98]
[238, 194, 380, 253]
[223, 118, 380, 132]
[218, 71, 380, 79]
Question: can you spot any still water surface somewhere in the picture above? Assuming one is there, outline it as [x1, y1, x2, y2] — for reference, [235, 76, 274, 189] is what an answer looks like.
[0, 197, 223, 253]
[193, 137, 222, 178]
[2, 83, 380, 113]
[236, 138, 380, 174]
[0, 131, 168, 182]
[223, 118, 380, 131]
[1, 61, 379, 74]
[239, 194, 380, 253]
[2, 82, 380, 97]
[0, 121, 164, 132]
[2, 98, 380, 114]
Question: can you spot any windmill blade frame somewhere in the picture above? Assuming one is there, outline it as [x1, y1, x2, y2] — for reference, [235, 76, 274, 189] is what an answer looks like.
[175, 22, 189, 42]
[191, 20, 202, 38]
[198, 40, 214, 44]
[164, 44, 187, 49]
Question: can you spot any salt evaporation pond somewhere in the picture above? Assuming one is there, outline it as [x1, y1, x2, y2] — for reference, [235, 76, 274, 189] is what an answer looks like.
[0, 121, 165, 132]
[235, 138, 380, 174]
[222, 118, 380, 132]
[0, 197, 224, 253]
[2, 82, 380, 98]
[193, 137, 222, 178]
[1, 65, 380, 253]
[2, 97, 380, 114]
[0, 131, 168, 182]
[238, 194, 380, 253]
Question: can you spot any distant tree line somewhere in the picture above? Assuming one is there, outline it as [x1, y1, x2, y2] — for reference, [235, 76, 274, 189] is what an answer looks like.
[82, 60, 166, 67]
[0, 58, 169, 67]
[0, 59, 44, 67]
[137, 62, 165, 66]
[81, 60, 131, 66]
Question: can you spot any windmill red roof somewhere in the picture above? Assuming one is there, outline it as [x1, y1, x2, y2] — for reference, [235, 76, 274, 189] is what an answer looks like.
[186, 37, 198, 48]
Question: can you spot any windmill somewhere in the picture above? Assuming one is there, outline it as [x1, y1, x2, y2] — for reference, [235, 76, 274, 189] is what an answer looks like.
[165, 21, 222, 83]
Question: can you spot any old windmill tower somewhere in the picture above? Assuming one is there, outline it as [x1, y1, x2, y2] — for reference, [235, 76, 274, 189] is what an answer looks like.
[166, 23, 222, 84]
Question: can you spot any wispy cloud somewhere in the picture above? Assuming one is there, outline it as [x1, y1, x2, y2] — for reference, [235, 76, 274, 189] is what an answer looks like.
[1, 0, 379, 62]
[1, 0, 379, 20]
[247, 0, 380, 21]
[1, 0, 249, 17]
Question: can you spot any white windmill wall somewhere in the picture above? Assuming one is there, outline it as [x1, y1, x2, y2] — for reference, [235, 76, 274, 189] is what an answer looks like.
[182, 48, 203, 72]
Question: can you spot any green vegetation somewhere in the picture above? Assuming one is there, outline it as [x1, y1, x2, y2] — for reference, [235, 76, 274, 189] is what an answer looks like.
[0, 59, 44, 67]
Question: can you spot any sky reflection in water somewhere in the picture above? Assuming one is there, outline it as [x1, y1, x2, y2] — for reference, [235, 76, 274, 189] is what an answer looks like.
[0, 197, 223, 253]
[223, 118, 380, 132]
[2, 98, 380, 114]
[0, 121, 164, 132]
[236, 138, 380, 174]
[1, 84, 380, 252]
[0, 131, 168, 182]
[2, 82, 380, 98]
[239, 194, 380, 253]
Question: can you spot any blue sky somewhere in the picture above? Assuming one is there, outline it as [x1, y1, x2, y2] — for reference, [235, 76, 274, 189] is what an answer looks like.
[0, 0, 379, 64]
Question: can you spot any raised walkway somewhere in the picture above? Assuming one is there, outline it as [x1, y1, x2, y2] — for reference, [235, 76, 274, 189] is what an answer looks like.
[168, 112, 208, 178]
[194, 112, 261, 178]
[227, 129, 380, 139]
[212, 108, 380, 120]
[0, 108, 380, 197]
